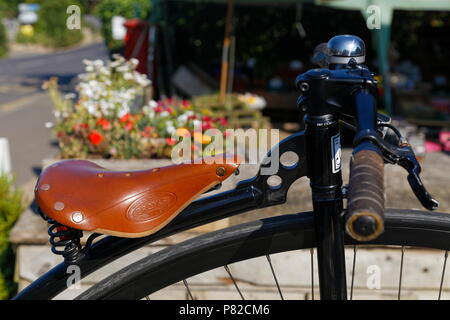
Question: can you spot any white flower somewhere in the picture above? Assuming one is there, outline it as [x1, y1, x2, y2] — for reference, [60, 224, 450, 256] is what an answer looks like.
[82, 59, 93, 66]
[134, 72, 151, 87]
[93, 59, 104, 68]
[130, 58, 139, 67]
[148, 100, 158, 109]
[165, 121, 176, 134]
[100, 67, 111, 76]
[177, 114, 188, 124]
[64, 93, 76, 100]
[117, 65, 129, 73]
[45, 122, 54, 129]
[193, 119, 201, 128]
[123, 72, 133, 81]
[117, 107, 130, 118]
[238, 93, 267, 110]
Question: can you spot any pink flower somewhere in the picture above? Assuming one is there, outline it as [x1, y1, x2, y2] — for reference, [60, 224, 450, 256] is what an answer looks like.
[218, 117, 228, 126]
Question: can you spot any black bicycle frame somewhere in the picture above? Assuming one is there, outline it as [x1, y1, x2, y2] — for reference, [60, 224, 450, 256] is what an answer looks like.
[15, 66, 385, 300]
[305, 114, 347, 299]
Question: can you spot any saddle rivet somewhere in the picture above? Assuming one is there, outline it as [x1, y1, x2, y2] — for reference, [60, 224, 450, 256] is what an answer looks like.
[54, 202, 65, 211]
[125, 173, 131, 177]
[152, 168, 159, 172]
[97, 173, 104, 178]
[71, 211, 84, 223]
[40, 184, 51, 191]
[216, 167, 226, 177]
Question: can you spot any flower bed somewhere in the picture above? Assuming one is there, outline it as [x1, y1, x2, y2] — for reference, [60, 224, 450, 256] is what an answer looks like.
[45, 55, 231, 160]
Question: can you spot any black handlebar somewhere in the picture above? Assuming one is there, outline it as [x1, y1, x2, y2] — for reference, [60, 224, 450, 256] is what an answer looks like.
[345, 149, 385, 241]
[345, 89, 385, 241]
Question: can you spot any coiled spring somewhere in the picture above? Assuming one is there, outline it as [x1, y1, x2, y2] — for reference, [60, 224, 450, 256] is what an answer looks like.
[47, 219, 83, 264]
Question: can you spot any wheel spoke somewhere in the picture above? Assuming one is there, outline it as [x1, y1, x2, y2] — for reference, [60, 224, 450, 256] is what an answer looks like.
[439, 250, 448, 300]
[183, 279, 195, 300]
[310, 248, 314, 300]
[350, 245, 357, 300]
[144, 295, 151, 300]
[398, 246, 405, 300]
[224, 265, 245, 300]
[266, 255, 284, 300]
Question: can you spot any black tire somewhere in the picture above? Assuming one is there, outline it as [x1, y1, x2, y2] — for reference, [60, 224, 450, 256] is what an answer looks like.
[77, 209, 450, 300]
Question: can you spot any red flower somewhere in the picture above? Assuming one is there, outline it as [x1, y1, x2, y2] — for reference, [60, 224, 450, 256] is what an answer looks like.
[187, 115, 197, 120]
[218, 117, 228, 126]
[165, 138, 177, 146]
[141, 126, 153, 137]
[88, 130, 103, 145]
[119, 113, 131, 123]
[202, 122, 213, 130]
[96, 118, 111, 130]
[125, 121, 134, 131]
[72, 123, 89, 131]
[154, 106, 164, 113]
[165, 107, 174, 114]
[202, 116, 212, 122]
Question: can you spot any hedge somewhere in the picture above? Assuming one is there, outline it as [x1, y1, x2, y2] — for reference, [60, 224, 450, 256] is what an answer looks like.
[95, 0, 151, 54]
[0, 174, 23, 299]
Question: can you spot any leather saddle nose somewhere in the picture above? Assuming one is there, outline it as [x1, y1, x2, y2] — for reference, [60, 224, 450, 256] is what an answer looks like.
[35, 156, 240, 238]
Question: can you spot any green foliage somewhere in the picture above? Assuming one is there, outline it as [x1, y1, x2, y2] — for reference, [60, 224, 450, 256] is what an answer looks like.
[0, 0, 21, 19]
[0, 13, 8, 57]
[95, 0, 151, 53]
[33, 0, 83, 47]
[0, 174, 23, 299]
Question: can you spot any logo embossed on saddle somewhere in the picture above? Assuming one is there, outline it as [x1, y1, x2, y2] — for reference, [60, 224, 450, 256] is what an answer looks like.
[126, 192, 177, 222]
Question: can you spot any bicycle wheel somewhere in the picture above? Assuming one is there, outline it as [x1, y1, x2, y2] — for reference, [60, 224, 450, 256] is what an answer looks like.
[76, 209, 450, 300]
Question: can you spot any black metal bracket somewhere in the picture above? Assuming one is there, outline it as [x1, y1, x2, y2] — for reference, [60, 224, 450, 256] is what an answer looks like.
[236, 131, 309, 207]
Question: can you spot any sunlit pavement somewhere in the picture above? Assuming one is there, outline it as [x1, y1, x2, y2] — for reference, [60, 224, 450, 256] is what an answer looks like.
[0, 42, 108, 187]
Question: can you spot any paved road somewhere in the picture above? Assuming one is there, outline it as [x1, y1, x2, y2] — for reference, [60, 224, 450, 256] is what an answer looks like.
[0, 43, 108, 186]
[0, 42, 109, 105]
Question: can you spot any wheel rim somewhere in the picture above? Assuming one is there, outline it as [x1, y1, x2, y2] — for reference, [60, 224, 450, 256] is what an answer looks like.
[76, 209, 450, 300]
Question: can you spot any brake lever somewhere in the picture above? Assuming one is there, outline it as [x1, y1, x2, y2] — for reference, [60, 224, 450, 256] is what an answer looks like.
[396, 144, 439, 210]
[352, 125, 439, 211]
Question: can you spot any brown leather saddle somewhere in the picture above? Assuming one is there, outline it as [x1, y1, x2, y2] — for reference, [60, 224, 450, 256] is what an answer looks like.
[35, 156, 240, 238]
